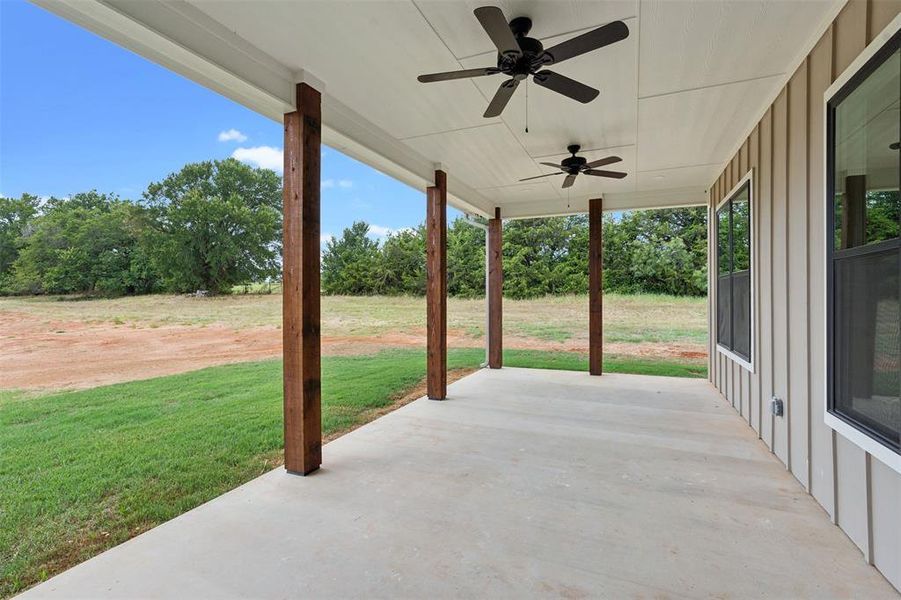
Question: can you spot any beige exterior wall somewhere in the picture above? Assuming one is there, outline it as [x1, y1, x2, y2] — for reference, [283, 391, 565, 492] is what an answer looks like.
[706, 0, 901, 590]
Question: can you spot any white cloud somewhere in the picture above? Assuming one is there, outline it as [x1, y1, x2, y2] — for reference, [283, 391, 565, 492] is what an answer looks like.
[218, 129, 248, 143]
[231, 146, 283, 172]
[368, 225, 412, 239]
[322, 179, 353, 189]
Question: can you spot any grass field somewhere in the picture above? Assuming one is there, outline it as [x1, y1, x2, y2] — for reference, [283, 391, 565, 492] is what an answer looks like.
[1, 293, 707, 390]
[0, 347, 704, 596]
[0, 292, 707, 595]
[0, 291, 707, 347]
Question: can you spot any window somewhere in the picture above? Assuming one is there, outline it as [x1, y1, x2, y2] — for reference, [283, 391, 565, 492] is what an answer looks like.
[826, 29, 900, 458]
[717, 177, 752, 367]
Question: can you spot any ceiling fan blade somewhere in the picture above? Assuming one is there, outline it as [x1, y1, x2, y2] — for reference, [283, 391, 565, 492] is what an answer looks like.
[474, 6, 522, 59]
[519, 172, 564, 182]
[540, 21, 629, 65]
[418, 67, 499, 83]
[562, 174, 577, 188]
[585, 156, 622, 168]
[539, 161, 564, 169]
[532, 71, 599, 104]
[484, 79, 520, 118]
[584, 169, 628, 179]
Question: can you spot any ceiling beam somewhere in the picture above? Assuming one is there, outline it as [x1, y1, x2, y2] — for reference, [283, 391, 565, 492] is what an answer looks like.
[498, 186, 708, 219]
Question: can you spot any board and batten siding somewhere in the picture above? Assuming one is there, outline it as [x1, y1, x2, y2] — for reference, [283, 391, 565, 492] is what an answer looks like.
[706, 0, 901, 590]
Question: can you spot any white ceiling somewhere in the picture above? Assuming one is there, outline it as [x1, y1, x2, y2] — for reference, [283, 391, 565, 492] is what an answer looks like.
[36, 0, 844, 218]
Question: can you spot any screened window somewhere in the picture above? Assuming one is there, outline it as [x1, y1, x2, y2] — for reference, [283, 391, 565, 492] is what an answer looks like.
[716, 180, 752, 364]
[827, 30, 900, 455]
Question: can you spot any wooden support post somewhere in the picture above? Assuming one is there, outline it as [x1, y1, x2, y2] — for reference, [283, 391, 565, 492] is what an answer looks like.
[844, 176, 876, 398]
[427, 170, 447, 399]
[841, 174, 867, 249]
[589, 198, 603, 376]
[488, 207, 503, 368]
[283, 83, 322, 475]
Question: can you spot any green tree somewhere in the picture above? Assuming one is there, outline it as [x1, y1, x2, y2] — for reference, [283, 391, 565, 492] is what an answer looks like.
[0, 194, 39, 286]
[865, 190, 900, 243]
[629, 236, 696, 295]
[379, 226, 425, 295]
[556, 215, 590, 294]
[447, 218, 485, 297]
[142, 159, 282, 293]
[321, 221, 382, 295]
[502, 217, 584, 299]
[602, 207, 707, 296]
[6, 192, 157, 295]
[145, 159, 282, 214]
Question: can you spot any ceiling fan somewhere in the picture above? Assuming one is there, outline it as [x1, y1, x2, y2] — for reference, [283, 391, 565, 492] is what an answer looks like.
[520, 145, 627, 189]
[417, 6, 629, 118]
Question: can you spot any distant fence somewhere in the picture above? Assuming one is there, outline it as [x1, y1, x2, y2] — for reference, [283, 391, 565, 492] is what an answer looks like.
[233, 282, 282, 295]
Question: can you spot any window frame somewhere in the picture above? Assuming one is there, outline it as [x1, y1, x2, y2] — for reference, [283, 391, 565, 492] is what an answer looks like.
[823, 18, 901, 473]
[715, 170, 755, 372]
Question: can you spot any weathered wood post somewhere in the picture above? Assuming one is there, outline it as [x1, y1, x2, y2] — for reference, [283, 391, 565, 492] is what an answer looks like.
[488, 207, 503, 368]
[427, 170, 448, 399]
[283, 82, 322, 474]
[589, 197, 603, 376]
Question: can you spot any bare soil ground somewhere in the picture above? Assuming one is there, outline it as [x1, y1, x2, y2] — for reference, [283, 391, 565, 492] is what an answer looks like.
[1, 293, 707, 390]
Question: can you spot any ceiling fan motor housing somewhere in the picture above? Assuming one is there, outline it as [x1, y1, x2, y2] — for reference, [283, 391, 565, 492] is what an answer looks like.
[561, 144, 587, 173]
[561, 155, 587, 173]
[497, 40, 545, 74]
[496, 17, 545, 77]
[509, 16, 532, 37]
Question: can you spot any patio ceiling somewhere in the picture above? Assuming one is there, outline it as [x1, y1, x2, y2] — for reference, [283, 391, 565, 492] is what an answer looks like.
[36, 0, 844, 218]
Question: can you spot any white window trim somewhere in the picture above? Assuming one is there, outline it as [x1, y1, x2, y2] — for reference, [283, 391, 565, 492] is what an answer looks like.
[822, 13, 901, 475]
[715, 169, 755, 374]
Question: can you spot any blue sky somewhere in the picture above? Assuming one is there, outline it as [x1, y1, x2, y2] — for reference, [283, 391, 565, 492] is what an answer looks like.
[0, 0, 457, 243]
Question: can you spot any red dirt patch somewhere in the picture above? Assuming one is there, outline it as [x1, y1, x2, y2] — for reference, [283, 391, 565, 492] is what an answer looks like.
[1, 311, 705, 391]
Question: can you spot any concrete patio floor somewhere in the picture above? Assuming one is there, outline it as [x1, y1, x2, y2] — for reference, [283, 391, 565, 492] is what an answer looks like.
[21, 368, 898, 599]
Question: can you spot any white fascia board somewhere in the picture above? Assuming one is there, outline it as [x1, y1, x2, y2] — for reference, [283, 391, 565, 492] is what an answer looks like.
[31, 0, 494, 218]
[322, 96, 493, 217]
[500, 186, 708, 219]
[602, 187, 709, 211]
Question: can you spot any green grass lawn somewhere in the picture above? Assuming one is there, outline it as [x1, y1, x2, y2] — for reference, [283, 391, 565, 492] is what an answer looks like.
[0, 348, 704, 597]
[504, 350, 707, 377]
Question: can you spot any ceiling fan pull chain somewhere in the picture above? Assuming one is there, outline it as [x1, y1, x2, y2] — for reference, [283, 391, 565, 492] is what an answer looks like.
[525, 79, 529, 133]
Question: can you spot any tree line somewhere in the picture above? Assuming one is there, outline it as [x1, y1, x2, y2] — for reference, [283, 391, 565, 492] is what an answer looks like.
[0, 158, 708, 298]
[322, 209, 707, 299]
[0, 160, 282, 296]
